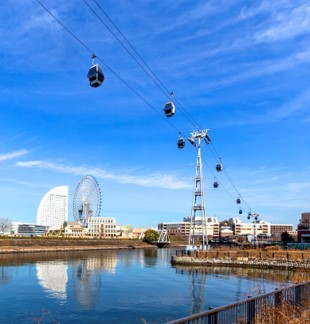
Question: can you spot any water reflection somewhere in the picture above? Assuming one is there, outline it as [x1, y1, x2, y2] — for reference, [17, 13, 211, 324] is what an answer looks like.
[73, 259, 101, 310]
[143, 249, 158, 268]
[0, 249, 304, 323]
[36, 261, 68, 301]
[173, 265, 296, 283]
[173, 265, 296, 309]
[189, 269, 207, 314]
[73, 252, 117, 310]
[0, 267, 11, 286]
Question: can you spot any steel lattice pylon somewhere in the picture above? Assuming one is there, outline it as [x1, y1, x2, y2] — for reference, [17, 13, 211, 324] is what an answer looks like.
[187, 130, 210, 251]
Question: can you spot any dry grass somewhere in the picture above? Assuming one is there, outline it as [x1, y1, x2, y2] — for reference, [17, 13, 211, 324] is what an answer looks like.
[253, 274, 310, 324]
[253, 299, 310, 324]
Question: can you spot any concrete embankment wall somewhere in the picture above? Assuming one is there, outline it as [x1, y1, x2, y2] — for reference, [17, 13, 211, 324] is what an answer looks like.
[171, 249, 310, 270]
[197, 249, 310, 261]
[0, 238, 153, 253]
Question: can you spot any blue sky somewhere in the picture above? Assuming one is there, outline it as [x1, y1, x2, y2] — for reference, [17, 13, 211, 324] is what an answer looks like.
[0, 0, 309, 228]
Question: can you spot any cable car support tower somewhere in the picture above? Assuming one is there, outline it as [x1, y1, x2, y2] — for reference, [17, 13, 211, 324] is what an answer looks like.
[187, 130, 210, 251]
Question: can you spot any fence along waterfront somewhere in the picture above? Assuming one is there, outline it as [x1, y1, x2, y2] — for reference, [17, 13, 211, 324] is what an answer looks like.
[166, 281, 310, 324]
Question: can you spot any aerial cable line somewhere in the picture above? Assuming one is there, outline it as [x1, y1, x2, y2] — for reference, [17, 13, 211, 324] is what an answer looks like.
[201, 155, 235, 201]
[82, 0, 170, 98]
[34, 0, 180, 133]
[92, 0, 172, 95]
[83, 0, 199, 129]
[87, 0, 245, 186]
[88, 0, 255, 213]
[92, 0, 199, 129]
[35, 0, 255, 214]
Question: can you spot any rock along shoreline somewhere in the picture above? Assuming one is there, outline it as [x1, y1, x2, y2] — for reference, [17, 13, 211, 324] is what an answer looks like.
[171, 249, 310, 271]
[171, 255, 310, 270]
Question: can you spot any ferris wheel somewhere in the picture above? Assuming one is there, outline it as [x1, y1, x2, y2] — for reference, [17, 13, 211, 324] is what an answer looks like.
[73, 175, 102, 226]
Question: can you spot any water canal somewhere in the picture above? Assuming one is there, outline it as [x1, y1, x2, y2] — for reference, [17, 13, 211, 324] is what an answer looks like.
[0, 248, 297, 323]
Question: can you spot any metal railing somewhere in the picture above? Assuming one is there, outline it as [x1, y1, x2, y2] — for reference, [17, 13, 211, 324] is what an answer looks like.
[166, 281, 310, 324]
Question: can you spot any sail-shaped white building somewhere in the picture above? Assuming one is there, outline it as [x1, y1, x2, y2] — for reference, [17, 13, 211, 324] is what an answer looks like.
[37, 185, 68, 229]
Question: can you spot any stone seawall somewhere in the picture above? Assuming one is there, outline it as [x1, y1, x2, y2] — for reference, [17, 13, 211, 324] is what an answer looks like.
[0, 238, 154, 254]
[171, 255, 310, 270]
[171, 249, 310, 270]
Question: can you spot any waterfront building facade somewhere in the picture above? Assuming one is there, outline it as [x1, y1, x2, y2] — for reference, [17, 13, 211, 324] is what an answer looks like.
[270, 224, 294, 236]
[230, 218, 270, 237]
[87, 217, 117, 238]
[11, 222, 49, 237]
[158, 216, 219, 239]
[37, 185, 68, 229]
[159, 216, 294, 240]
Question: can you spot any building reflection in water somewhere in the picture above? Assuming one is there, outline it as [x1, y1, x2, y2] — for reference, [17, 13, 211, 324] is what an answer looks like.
[36, 261, 68, 302]
[0, 267, 12, 286]
[73, 252, 117, 310]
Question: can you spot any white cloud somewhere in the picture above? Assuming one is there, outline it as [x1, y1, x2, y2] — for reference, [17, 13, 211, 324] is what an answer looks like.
[254, 3, 310, 43]
[0, 149, 29, 162]
[272, 90, 310, 119]
[202, 50, 310, 91]
[16, 160, 192, 190]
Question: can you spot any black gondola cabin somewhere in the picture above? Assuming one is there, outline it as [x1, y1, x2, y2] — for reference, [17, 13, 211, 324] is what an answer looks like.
[177, 138, 185, 149]
[164, 101, 175, 117]
[87, 64, 105, 88]
[216, 163, 223, 172]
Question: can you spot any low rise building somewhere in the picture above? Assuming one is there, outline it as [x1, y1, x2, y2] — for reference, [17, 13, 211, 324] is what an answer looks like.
[132, 228, 150, 239]
[270, 224, 294, 236]
[158, 216, 295, 241]
[297, 212, 310, 243]
[87, 217, 117, 238]
[117, 225, 134, 239]
[62, 221, 84, 236]
[11, 222, 48, 237]
[229, 218, 270, 236]
[158, 216, 219, 239]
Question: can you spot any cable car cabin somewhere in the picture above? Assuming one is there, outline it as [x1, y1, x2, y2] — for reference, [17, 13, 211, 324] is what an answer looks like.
[236, 198, 241, 204]
[216, 163, 223, 172]
[87, 64, 105, 88]
[239, 208, 243, 214]
[177, 138, 185, 149]
[163, 101, 175, 117]
[247, 215, 251, 220]
[213, 181, 219, 188]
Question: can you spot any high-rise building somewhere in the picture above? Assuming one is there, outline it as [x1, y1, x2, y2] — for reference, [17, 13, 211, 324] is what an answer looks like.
[37, 185, 68, 229]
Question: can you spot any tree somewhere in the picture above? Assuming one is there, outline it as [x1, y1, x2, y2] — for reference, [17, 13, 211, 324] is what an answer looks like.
[142, 229, 159, 244]
[281, 231, 294, 243]
[0, 218, 12, 234]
